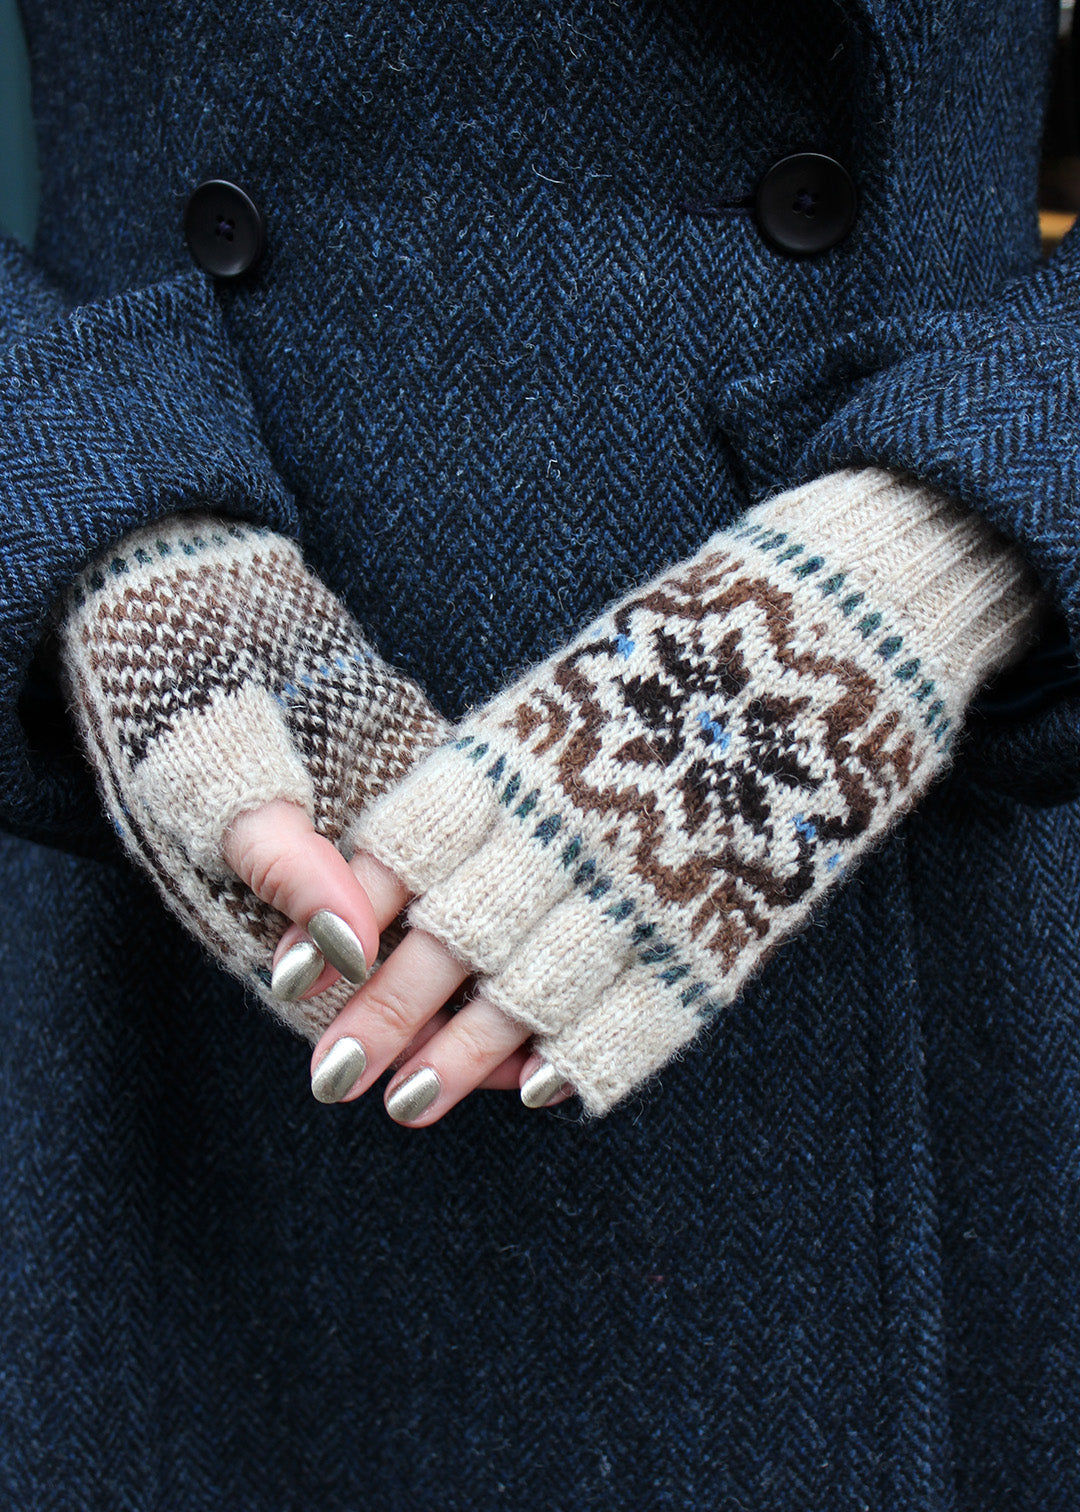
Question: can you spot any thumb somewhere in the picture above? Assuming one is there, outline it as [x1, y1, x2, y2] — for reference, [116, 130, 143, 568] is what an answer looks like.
[223, 798, 379, 998]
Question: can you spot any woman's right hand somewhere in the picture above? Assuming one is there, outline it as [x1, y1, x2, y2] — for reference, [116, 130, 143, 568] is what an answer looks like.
[58, 510, 448, 1041]
[222, 802, 546, 1106]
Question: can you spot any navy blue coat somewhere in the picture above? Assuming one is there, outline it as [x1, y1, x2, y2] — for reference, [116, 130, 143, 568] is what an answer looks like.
[1, 3, 1078, 1507]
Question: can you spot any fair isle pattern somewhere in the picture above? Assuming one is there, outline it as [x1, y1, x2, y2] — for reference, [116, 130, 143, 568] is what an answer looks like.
[730, 518, 957, 747]
[357, 471, 1044, 1116]
[59, 513, 447, 1039]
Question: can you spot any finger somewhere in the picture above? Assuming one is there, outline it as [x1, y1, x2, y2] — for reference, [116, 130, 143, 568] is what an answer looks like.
[309, 928, 469, 1103]
[518, 1051, 575, 1109]
[222, 799, 379, 994]
[349, 849, 411, 924]
[387, 996, 530, 1093]
[273, 850, 411, 998]
[311, 1005, 528, 1106]
[374, 1009, 532, 1093]
[382, 995, 532, 1126]
[478, 1045, 535, 1092]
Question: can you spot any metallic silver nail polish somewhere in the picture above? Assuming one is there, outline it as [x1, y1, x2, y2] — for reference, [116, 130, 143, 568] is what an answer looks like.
[310, 1037, 368, 1104]
[307, 909, 369, 985]
[520, 1062, 571, 1109]
[271, 939, 325, 1001]
[386, 1067, 441, 1124]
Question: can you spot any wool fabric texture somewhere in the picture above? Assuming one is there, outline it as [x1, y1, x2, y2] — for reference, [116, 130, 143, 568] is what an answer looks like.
[57, 512, 447, 1035]
[2, 3, 1080, 1509]
[357, 468, 1044, 1114]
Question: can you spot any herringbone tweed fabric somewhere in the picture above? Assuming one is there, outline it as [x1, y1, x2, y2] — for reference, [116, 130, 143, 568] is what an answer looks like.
[58, 513, 447, 1035]
[2, 2, 1080, 1509]
[358, 469, 1044, 1113]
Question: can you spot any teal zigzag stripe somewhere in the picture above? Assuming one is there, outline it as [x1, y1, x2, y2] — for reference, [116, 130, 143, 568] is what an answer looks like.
[730, 520, 956, 749]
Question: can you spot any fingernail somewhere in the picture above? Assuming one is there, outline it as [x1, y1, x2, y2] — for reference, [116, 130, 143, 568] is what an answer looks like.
[307, 909, 369, 984]
[521, 1061, 571, 1109]
[311, 1037, 368, 1103]
[271, 939, 325, 1001]
[386, 1067, 441, 1124]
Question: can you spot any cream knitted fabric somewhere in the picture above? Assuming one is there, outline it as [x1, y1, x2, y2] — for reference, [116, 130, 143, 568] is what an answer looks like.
[354, 469, 1048, 1117]
[58, 513, 448, 1039]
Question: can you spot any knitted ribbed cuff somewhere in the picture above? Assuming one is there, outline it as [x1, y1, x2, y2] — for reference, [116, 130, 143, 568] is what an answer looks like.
[761, 468, 1046, 704]
[60, 512, 448, 1038]
[354, 468, 1045, 1116]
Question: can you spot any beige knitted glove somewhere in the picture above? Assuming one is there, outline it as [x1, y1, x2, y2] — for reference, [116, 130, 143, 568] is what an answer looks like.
[352, 469, 1047, 1116]
[58, 513, 448, 1038]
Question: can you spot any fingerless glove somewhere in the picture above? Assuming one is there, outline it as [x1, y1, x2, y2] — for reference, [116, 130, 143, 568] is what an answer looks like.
[58, 514, 447, 1037]
[354, 469, 1047, 1115]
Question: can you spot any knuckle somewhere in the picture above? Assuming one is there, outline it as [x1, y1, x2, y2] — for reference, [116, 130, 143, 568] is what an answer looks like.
[451, 1012, 502, 1078]
[240, 837, 304, 915]
[361, 980, 422, 1043]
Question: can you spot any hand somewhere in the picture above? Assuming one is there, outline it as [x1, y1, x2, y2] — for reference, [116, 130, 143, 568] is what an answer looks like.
[223, 801, 575, 1123]
[59, 512, 448, 1040]
[230, 471, 1038, 1124]
[337, 471, 1037, 1119]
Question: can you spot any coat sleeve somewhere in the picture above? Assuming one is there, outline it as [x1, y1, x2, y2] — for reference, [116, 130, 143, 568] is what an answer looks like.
[0, 230, 300, 857]
[785, 224, 1080, 806]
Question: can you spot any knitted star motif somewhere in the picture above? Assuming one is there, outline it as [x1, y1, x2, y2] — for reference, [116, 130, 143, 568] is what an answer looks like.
[354, 470, 1046, 1116]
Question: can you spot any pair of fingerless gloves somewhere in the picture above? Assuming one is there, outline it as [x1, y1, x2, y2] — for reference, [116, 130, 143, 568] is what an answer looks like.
[59, 469, 1046, 1115]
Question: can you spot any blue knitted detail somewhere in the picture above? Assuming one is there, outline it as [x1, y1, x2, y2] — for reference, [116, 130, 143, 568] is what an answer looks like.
[513, 790, 539, 820]
[698, 711, 729, 749]
[269, 647, 373, 710]
[534, 814, 562, 845]
[739, 528, 960, 733]
[561, 836, 583, 868]
[794, 813, 817, 841]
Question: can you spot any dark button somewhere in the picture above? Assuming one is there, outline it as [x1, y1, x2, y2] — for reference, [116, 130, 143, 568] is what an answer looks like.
[183, 179, 265, 278]
[755, 153, 857, 256]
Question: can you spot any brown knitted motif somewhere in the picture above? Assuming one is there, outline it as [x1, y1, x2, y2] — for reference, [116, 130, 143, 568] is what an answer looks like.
[354, 470, 1047, 1116]
[59, 513, 448, 1039]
